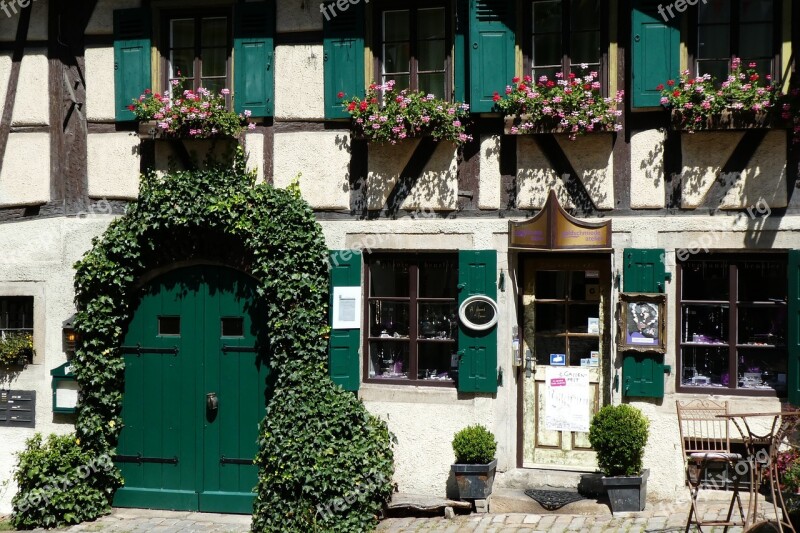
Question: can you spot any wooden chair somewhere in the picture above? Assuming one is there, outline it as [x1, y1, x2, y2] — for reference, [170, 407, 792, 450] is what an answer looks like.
[676, 400, 745, 532]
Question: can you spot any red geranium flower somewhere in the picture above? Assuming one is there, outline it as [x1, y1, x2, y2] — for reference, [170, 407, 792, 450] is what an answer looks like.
[360, 101, 368, 111]
[337, 91, 345, 99]
[673, 90, 681, 97]
[127, 105, 135, 111]
[584, 84, 591, 90]
[518, 83, 527, 92]
[144, 89, 151, 95]
[492, 91, 501, 102]
[750, 74, 759, 81]
[524, 75, 532, 83]
[348, 102, 356, 111]
[656, 84, 664, 90]
[512, 76, 520, 83]
[667, 79, 675, 86]
[546, 81, 555, 88]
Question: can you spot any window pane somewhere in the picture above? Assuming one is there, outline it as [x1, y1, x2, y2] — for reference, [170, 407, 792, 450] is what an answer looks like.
[418, 344, 455, 381]
[681, 304, 729, 344]
[739, 306, 786, 346]
[535, 271, 569, 299]
[569, 336, 599, 367]
[383, 42, 410, 74]
[385, 74, 410, 92]
[370, 259, 410, 297]
[418, 8, 445, 40]
[570, 0, 599, 31]
[534, 35, 562, 67]
[681, 260, 729, 301]
[696, 59, 728, 81]
[170, 49, 195, 79]
[201, 17, 227, 47]
[699, 0, 730, 23]
[171, 19, 194, 48]
[419, 260, 457, 298]
[0, 297, 33, 330]
[568, 303, 600, 333]
[201, 48, 227, 78]
[740, 0, 773, 22]
[738, 261, 786, 301]
[221, 317, 244, 337]
[418, 40, 446, 72]
[201, 78, 225, 95]
[416, 73, 443, 98]
[533, 0, 562, 33]
[419, 303, 457, 339]
[534, 335, 566, 365]
[698, 25, 730, 59]
[738, 348, 786, 391]
[681, 345, 727, 387]
[570, 30, 600, 65]
[369, 340, 410, 379]
[383, 10, 409, 41]
[739, 23, 773, 59]
[533, 66, 560, 82]
[158, 316, 181, 336]
[535, 302, 566, 334]
[369, 301, 410, 337]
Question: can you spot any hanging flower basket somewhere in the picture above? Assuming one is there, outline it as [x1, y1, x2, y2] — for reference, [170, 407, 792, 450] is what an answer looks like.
[669, 108, 776, 132]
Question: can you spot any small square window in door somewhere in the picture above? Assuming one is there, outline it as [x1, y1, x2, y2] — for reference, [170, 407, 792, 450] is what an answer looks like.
[221, 317, 244, 337]
[158, 316, 181, 336]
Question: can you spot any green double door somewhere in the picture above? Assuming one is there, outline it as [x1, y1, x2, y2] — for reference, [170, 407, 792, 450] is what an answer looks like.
[114, 266, 269, 514]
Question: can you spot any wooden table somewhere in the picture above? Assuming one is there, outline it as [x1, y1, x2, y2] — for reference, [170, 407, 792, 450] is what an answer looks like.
[718, 411, 800, 532]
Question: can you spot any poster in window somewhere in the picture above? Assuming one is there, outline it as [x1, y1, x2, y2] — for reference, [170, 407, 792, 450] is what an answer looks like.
[618, 293, 666, 353]
[544, 367, 591, 433]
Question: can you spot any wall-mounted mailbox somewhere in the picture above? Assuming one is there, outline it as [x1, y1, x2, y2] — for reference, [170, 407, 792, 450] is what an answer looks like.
[51, 362, 79, 414]
[0, 390, 36, 428]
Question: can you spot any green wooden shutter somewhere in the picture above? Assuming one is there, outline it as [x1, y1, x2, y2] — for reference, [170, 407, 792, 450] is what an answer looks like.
[788, 250, 800, 405]
[323, 3, 364, 119]
[328, 250, 362, 391]
[623, 353, 665, 398]
[457, 250, 498, 393]
[113, 8, 151, 122]
[234, 2, 275, 117]
[632, 0, 679, 108]
[623, 248, 666, 293]
[469, 0, 515, 113]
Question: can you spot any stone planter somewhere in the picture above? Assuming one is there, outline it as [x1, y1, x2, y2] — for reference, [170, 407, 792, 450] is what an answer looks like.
[451, 459, 498, 500]
[670, 109, 777, 131]
[503, 114, 616, 135]
[601, 468, 649, 513]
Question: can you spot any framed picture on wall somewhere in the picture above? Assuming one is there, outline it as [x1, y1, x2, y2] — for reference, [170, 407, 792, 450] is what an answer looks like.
[618, 293, 667, 353]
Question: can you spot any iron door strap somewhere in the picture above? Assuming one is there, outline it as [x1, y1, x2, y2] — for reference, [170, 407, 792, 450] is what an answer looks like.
[120, 344, 179, 356]
[220, 456, 253, 465]
[113, 453, 178, 465]
[221, 345, 257, 353]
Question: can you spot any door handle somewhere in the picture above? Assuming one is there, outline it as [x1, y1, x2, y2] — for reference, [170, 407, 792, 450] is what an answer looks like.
[206, 392, 218, 412]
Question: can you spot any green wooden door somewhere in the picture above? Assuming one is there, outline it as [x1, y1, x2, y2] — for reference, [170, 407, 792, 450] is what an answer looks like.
[114, 266, 268, 513]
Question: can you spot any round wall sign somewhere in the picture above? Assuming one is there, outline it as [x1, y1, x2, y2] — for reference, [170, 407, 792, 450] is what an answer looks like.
[458, 295, 499, 331]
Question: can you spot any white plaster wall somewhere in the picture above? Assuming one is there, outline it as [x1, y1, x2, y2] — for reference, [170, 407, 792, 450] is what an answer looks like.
[12, 50, 49, 127]
[0, 0, 48, 41]
[85, 46, 116, 123]
[367, 141, 458, 211]
[479, 135, 501, 210]
[718, 130, 787, 209]
[680, 132, 742, 208]
[273, 131, 351, 209]
[85, 0, 141, 35]
[274, 45, 325, 120]
[0, 54, 10, 122]
[0, 216, 117, 514]
[555, 133, 614, 210]
[276, 0, 323, 33]
[244, 132, 265, 183]
[0, 132, 50, 206]
[87, 133, 141, 199]
[630, 129, 666, 209]
[516, 136, 571, 209]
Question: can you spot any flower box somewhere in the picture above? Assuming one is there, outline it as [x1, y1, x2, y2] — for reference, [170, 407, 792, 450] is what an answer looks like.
[137, 120, 243, 141]
[670, 109, 777, 132]
[503, 114, 618, 136]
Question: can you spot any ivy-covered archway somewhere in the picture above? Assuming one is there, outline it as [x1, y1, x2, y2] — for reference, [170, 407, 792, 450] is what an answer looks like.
[19, 149, 393, 531]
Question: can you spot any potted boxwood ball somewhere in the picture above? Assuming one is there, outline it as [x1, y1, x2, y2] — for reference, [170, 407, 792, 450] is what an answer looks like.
[451, 424, 498, 500]
[588, 404, 650, 513]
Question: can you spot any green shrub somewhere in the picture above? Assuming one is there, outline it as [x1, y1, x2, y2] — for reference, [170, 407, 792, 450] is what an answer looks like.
[588, 404, 649, 477]
[11, 433, 118, 530]
[452, 425, 497, 464]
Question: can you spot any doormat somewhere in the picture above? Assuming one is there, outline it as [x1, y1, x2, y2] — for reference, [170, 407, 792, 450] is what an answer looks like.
[524, 489, 589, 510]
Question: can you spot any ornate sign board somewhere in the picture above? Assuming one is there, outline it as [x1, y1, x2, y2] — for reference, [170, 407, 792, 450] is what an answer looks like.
[509, 190, 612, 250]
[458, 295, 498, 331]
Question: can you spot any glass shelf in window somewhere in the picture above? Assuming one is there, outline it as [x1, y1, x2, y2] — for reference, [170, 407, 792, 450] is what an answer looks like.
[681, 345, 728, 388]
[737, 305, 787, 347]
[368, 340, 409, 380]
[418, 302, 457, 340]
[417, 343, 455, 381]
[369, 301, 410, 338]
[736, 347, 787, 392]
[681, 304, 729, 344]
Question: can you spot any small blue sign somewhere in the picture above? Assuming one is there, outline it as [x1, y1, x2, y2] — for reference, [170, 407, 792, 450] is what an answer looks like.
[550, 353, 566, 366]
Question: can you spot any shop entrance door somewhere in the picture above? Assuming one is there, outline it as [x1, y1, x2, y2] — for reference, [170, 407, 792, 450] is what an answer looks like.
[113, 265, 269, 513]
[520, 255, 611, 468]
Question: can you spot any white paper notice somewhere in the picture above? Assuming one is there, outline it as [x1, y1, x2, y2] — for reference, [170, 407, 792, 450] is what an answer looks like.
[339, 297, 356, 322]
[55, 381, 80, 409]
[544, 367, 591, 433]
[332, 286, 361, 329]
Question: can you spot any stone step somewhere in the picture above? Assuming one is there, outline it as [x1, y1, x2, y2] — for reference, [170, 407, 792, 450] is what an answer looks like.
[488, 487, 613, 516]
[495, 468, 605, 496]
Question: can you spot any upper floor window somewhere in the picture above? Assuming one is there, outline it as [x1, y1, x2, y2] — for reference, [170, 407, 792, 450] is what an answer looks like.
[0, 297, 33, 335]
[377, 3, 450, 100]
[527, 0, 602, 84]
[694, 0, 778, 83]
[164, 12, 231, 95]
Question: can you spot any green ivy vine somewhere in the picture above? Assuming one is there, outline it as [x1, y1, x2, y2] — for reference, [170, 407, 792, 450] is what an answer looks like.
[11, 148, 394, 531]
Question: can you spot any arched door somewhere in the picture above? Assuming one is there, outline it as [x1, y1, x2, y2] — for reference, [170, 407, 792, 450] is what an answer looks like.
[113, 266, 269, 513]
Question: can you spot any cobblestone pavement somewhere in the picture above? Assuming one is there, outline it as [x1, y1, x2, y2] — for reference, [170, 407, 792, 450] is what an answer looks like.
[1, 499, 784, 532]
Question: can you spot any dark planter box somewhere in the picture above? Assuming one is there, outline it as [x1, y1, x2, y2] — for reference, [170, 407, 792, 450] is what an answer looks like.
[670, 109, 777, 131]
[137, 120, 241, 141]
[602, 468, 649, 513]
[451, 459, 497, 500]
[503, 114, 616, 135]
